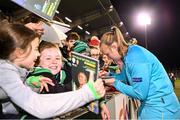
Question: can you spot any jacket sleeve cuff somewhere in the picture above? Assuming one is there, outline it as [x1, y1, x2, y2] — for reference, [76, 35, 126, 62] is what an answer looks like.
[26, 76, 41, 88]
[113, 78, 119, 88]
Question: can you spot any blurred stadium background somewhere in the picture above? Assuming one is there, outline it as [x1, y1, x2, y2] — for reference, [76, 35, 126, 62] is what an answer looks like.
[175, 80, 180, 101]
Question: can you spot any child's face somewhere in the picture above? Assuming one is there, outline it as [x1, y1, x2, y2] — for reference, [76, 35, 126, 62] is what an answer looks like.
[90, 48, 100, 60]
[67, 39, 75, 49]
[39, 47, 62, 75]
[102, 55, 110, 64]
[14, 38, 40, 70]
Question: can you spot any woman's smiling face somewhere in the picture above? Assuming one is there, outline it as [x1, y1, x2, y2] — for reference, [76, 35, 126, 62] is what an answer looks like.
[39, 47, 62, 75]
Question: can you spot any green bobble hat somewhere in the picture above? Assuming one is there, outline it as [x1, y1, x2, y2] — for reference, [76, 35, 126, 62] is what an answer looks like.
[72, 40, 90, 53]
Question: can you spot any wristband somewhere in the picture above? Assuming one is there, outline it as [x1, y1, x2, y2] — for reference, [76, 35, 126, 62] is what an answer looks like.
[26, 76, 41, 88]
[87, 82, 101, 99]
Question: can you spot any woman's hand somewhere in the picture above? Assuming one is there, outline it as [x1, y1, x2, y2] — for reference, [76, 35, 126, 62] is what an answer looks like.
[93, 79, 106, 98]
[30, 76, 55, 92]
[98, 70, 109, 77]
[25, 21, 44, 35]
[39, 76, 55, 92]
[102, 78, 115, 86]
[101, 103, 110, 120]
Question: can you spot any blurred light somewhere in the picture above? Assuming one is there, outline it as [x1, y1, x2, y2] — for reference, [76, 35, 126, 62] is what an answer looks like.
[85, 31, 90, 35]
[120, 21, 123, 27]
[65, 17, 72, 23]
[85, 24, 89, 27]
[55, 10, 59, 14]
[137, 12, 151, 26]
[77, 25, 83, 30]
[108, 5, 113, 12]
[109, 5, 113, 9]
[125, 32, 129, 35]
[137, 11, 152, 49]
[132, 38, 137, 41]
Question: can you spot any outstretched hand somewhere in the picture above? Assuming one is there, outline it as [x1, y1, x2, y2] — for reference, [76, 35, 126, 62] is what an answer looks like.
[25, 21, 44, 36]
[98, 70, 109, 77]
[94, 79, 106, 98]
[31, 76, 55, 92]
[102, 77, 115, 86]
[101, 103, 110, 120]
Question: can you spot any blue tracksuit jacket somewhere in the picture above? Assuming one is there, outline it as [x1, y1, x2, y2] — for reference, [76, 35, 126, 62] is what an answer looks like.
[113, 45, 180, 119]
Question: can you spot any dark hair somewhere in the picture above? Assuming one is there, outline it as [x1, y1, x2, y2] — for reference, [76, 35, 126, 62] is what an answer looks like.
[38, 41, 58, 53]
[19, 13, 43, 24]
[100, 26, 129, 57]
[74, 62, 89, 88]
[75, 71, 89, 88]
[0, 21, 39, 59]
[66, 32, 80, 41]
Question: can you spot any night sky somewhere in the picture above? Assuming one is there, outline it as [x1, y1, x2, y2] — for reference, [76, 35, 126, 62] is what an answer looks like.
[111, 0, 180, 71]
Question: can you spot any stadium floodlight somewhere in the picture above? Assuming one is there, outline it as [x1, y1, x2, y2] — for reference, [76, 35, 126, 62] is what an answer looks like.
[137, 12, 151, 49]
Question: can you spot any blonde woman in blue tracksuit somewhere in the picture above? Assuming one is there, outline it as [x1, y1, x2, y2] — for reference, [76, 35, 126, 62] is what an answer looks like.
[100, 26, 180, 119]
